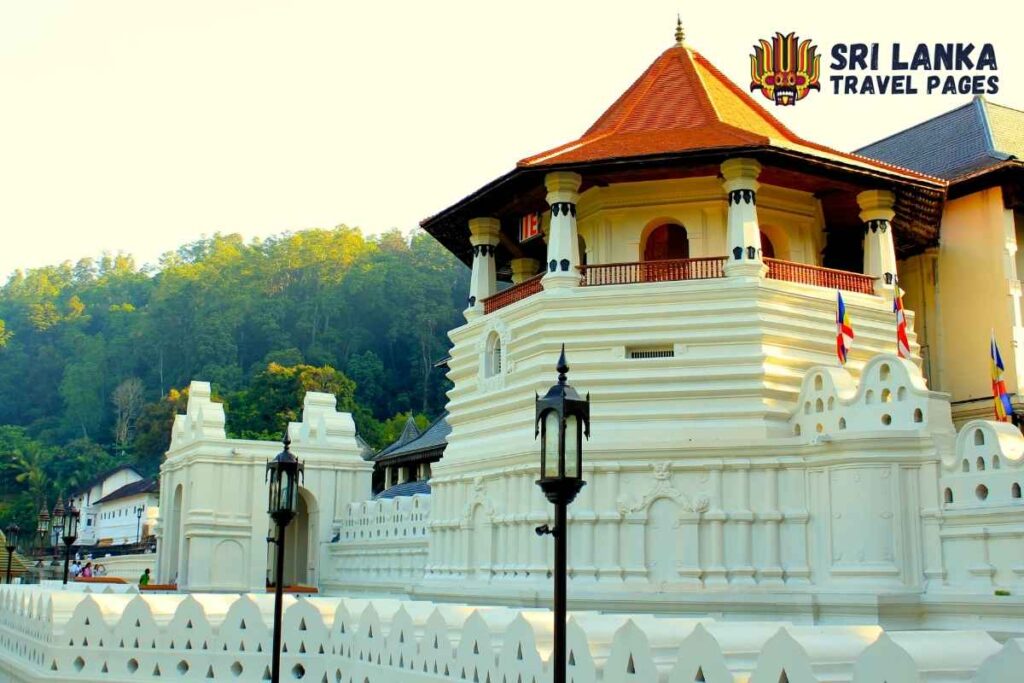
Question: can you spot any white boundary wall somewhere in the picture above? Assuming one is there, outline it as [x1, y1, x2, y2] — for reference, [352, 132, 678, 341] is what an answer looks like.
[1, 585, 1022, 683]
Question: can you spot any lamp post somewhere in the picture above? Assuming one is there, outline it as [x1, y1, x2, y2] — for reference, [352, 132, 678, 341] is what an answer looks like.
[534, 345, 590, 683]
[4, 523, 19, 584]
[52, 497, 79, 585]
[135, 504, 145, 544]
[266, 434, 303, 683]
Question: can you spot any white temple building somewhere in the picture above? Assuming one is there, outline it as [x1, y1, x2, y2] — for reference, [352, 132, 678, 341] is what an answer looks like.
[155, 16, 1024, 645]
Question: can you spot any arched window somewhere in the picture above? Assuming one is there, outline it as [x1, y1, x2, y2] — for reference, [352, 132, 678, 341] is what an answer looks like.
[578, 234, 588, 267]
[484, 332, 502, 377]
[944, 488, 953, 504]
[643, 224, 689, 261]
[760, 230, 775, 259]
[1013, 483, 1021, 499]
[976, 456, 986, 471]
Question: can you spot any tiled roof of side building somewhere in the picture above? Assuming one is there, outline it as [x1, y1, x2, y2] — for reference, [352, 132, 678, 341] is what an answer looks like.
[857, 97, 1024, 181]
[373, 480, 431, 500]
[72, 464, 141, 497]
[375, 412, 450, 463]
[375, 416, 423, 459]
[92, 477, 159, 506]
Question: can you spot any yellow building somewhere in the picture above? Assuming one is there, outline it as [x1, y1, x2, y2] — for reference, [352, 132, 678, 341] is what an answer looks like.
[860, 98, 1024, 424]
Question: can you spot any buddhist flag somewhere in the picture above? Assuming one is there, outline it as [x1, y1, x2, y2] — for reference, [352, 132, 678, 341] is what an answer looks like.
[836, 291, 854, 365]
[991, 332, 1014, 421]
[894, 285, 911, 359]
[519, 213, 540, 242]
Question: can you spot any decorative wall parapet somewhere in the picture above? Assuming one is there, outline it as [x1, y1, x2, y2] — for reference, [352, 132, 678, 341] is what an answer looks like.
[788, 354, 953, 440]
[0, 585, 1021, 682]
[325, 494, 431, 590]
[169, 381, 226, 450]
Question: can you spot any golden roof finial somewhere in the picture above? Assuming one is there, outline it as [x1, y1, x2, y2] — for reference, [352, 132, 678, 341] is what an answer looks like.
[674, 14, 685, 47]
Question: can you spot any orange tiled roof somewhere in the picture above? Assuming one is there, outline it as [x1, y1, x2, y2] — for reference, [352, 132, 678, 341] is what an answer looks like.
[518, 45, 939, 183]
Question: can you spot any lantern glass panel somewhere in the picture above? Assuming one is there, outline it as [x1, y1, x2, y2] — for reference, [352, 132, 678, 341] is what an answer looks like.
[67, 507, 79, 539]
[565, 415, 579, 478]
[52, 507, 65, 535]
[543, 411, 560, 479]
[282, 469, 294, 514]
[268, 469, 281, 514]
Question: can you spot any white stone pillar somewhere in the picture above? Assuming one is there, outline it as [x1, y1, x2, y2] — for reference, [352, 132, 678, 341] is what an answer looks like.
[465, 217, 501, 319]
[721, 158, 765, 277]
[857, 189, 898, 296]
[543, 172, 583, 289]
[510, 257, 541, 284]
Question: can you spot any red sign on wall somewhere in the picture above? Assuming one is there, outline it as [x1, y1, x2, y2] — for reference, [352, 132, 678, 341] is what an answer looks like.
[519, 213, 540, 242]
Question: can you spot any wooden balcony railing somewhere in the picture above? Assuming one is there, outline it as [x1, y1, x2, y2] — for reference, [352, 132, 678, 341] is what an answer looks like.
[765, 258, 875, 295]
[580, 257, 727, 286]
[480, 258, 876, 315]
[482, 273, 544, 314]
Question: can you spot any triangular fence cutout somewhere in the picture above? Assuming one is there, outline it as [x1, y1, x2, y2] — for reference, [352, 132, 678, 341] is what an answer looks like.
[262, 666, 272, 680]
[101, 662, 108, 673]
[627, 655, 636, 674]
[206, 665, 215, 679]
[568, 651, 576, 666]
[695, 667, 706, 682]
[152, 663, 161, 676]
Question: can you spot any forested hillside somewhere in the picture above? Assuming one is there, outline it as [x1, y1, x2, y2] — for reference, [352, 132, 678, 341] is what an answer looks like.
[0, 226, 468, 531]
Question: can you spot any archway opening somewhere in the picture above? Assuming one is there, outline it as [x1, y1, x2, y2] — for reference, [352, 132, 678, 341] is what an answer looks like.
[167, 484, 183, 585]
[643, 224, 689, 261]
[760, 231, 776, 259]
[271, 490, 313, 588]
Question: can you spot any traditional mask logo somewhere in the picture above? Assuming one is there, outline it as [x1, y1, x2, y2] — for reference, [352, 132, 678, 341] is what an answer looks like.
[750, 32, 821, 106]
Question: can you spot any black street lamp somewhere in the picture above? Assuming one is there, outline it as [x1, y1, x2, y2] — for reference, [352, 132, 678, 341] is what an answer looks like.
[135, 504, 145, 544]
[534, 345, 590, 683]
[266, 434, 303, 683]
[52, 497, 79, 585]
[4, 523, 19, 584]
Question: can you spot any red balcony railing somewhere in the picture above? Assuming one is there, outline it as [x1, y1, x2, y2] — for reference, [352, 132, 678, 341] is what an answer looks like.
[482, 273, 544, 314]
[480, 258, 875, 315]
[580, 257, 727, 286]
[765, 258, 875, 295]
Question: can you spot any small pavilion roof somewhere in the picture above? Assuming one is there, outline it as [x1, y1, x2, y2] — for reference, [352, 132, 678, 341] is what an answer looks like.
[376, 416, 423, 459]
[374, 413, 449, 466]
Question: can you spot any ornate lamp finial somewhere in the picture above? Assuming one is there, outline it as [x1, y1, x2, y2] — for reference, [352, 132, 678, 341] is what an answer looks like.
[674, 14, 685, 47]
[556, 344, 569, 385]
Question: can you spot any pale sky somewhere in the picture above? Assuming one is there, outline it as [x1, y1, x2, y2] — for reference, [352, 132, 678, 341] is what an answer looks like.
[0, 0, 1020, 278]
